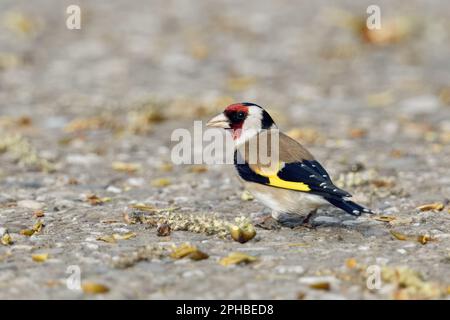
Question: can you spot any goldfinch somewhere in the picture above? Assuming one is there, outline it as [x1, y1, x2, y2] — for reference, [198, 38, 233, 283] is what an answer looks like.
[207, 102, 372, 224]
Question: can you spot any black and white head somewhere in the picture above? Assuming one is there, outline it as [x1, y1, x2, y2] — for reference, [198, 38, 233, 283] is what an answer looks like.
[206, 102, 277, 145]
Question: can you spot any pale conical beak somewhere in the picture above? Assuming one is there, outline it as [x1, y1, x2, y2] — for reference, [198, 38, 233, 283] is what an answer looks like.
[206, 113, 230, 128]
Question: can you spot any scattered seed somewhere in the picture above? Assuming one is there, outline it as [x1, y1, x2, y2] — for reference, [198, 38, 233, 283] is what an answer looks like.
[81, 282, 110, 294]
[157, 223, 171, 237]
[345, 258, 357, 269]
[230, 225, 256, 243]
[309, 282, 331, 291]
[1, 232, 13, 246]
[32, 253, 49, 262]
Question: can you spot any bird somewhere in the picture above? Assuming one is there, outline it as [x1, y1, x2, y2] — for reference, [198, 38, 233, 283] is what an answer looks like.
[206, 102, 372, 226]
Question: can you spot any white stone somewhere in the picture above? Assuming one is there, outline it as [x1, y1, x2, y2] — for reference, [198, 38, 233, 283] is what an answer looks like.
[275, 265, 305, 274]
[17, 200, 45, 210]
[106, 185, 122, 193]
[127, 178, 145, 187]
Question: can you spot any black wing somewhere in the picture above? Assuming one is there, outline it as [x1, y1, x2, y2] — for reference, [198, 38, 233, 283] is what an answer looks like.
[277, 160, 352, 199]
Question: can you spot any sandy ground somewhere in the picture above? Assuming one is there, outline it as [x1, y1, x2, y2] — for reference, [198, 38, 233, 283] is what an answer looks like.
[1, 0, 450, 299]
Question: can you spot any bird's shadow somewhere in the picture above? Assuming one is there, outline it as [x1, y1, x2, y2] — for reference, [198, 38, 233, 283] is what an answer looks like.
[253, 208, 384, 236]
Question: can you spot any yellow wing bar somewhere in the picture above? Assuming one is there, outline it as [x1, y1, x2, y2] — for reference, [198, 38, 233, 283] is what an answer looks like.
[253, 165, 311, 192]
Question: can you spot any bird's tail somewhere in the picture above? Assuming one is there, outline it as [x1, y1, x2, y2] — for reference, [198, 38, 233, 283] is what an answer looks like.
[325, 197, 373, 216]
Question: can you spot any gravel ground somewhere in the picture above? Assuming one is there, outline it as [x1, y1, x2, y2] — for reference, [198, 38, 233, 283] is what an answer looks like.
[1, 0, 450, 299]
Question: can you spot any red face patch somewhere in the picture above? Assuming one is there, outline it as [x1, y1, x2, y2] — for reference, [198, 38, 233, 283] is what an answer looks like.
[224, 104, 249, 133]
[224, 103, 249, 114]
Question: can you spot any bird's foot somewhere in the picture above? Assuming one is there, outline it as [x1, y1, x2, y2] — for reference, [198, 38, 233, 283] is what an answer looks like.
[251, 209, 280, 230]
[299, 209, 317, 229]
[277, 210, 318, 230]
[275, 213, 310, 229]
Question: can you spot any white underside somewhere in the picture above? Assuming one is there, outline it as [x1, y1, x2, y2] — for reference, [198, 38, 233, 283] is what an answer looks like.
[244, 182, 329, 219]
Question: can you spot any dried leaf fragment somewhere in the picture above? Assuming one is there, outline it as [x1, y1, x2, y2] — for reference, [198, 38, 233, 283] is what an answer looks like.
[81, 282, 110, 294]
[32, 220, 44, 233]
[4, 12, 36, 36]
[64, 115, 120, 133]
[287, 243, 309, 247]
[348, 128, 367, 139]
[240, 190, 254, 201]
[374, 216, 396, 223]
[159, 162, 173, 172]
[188, 165, 208, 173]
[189, 250, 210, 261]
[131, 203, 156, 211]
[345, 258, 357, 269]
[112, 232, 136, 240]
[417, 235, 432, 245]
[20, 229, 35, 236]
[219, 252, 258, 266]
[86, 194, 110, 206]
[130, 204, 178, 213]
[371, 179, 395, 188]
[390, 230, 407, 241]
[32, 253, 49, 262]
[33, 210, 45, 218]
[170, 243, 209, 261]
[97, 235, 117, 243]
[151, 178, 171, 187]
[417, 203, 444, 212]
[112, 161, 141, 173]
[359, 17, 414, 45]
[296, 292, 306, 300]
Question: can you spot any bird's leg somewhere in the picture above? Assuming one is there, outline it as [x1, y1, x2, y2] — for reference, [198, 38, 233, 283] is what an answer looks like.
[251, 208, 280, 230]
[275, 211, 306, 229]
[299, 209, 318, 229]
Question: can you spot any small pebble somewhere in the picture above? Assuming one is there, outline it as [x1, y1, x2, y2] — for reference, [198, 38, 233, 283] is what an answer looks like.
[17, 200, 44, 210]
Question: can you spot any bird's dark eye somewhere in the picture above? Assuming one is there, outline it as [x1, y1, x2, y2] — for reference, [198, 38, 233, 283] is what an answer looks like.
[236, 111, 245, 120]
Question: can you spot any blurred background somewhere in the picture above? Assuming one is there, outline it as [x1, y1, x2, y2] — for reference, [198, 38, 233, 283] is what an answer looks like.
[1, 0, 449, 112]
[1, 0, 450, 164]
[1, 0, 450, 299]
